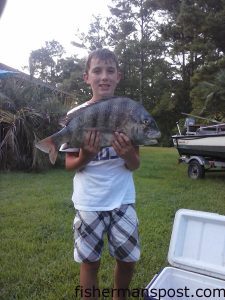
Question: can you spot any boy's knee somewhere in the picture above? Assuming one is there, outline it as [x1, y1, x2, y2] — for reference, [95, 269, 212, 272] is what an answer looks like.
[81, 260, 101, 273]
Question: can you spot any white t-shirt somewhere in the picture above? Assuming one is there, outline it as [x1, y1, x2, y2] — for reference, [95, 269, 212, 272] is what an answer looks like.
[60, 101, 136, 211]
[72, 146, 135, 211]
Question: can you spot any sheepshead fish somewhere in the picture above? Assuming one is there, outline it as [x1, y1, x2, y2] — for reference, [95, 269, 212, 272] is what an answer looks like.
[35, 97, 161, 164]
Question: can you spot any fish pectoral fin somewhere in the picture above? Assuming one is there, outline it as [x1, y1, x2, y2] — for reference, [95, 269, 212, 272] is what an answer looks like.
[35, 137, 58, 164]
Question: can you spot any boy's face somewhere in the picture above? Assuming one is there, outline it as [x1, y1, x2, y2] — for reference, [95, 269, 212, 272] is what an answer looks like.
[83, 58, 121, 101]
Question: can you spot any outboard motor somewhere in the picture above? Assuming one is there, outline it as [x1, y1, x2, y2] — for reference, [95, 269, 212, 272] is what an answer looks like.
[184, 117, 196, 134]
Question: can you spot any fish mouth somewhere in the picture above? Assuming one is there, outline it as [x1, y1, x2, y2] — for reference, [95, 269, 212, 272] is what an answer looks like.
[145, 139, 158, 145]
[146, 130, 161, 140]
[140, 130, 161, 146]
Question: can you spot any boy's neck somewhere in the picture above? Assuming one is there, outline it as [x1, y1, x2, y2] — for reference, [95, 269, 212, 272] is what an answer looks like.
[88, 95, 114, 103]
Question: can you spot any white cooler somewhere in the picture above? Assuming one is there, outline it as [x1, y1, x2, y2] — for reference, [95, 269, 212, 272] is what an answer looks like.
[144, 209, 225, 299]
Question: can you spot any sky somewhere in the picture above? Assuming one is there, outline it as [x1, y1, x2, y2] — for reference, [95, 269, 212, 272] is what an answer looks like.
[0, 0, 111, 72]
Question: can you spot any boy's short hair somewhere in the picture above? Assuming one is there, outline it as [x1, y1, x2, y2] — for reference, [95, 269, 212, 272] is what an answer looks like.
[85, 48, 120, 73]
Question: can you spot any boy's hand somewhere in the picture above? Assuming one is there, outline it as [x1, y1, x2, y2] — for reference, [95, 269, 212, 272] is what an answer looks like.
[81, 130, 100, 159]
[112, 132, 140, 170]
[112, 132, 134, 159]
[65, 130, 100, 171]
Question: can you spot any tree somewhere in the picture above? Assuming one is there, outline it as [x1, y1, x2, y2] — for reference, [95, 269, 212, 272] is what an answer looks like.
[191, 57, 225, 121]
[0, 72, 70, 171]
[58, 57, 91, 103]
[108, 0, 161, 104]
[71, 15, 109, 51]
[0, 107, 50, 170]
[148, 0, 225, 131]
[29, 40, 64, 84]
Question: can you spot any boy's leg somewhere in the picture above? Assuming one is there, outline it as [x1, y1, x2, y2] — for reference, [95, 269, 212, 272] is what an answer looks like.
[109, 204, 140, 300]
[113, 260, 135, 300]
[73, 210, 107, 299]
[79, 260, 101, 300]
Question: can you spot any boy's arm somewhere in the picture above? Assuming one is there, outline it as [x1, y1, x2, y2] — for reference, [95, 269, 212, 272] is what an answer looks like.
[112, 132, 140, 171]
[65, 130, 100, 171]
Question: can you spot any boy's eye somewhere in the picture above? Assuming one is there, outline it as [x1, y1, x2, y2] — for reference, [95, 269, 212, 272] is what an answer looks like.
[93, 68, 101, 73]
[91, 67, 116, 74]
[107, 68, 116, 73]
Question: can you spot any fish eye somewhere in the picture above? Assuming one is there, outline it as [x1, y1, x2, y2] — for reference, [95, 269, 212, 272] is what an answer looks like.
[142, 119, 150, 125]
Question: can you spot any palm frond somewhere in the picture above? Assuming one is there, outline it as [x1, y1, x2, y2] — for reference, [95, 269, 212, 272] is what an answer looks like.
[0, 107, 52, 170]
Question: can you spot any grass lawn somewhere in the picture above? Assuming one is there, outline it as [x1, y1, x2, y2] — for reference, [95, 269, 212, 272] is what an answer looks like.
[1, 147, 225, 299]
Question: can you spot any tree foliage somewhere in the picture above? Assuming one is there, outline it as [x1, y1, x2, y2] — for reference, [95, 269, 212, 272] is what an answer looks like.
[29, 40, 64, 84]
[0, 74, 71, 171]
[191, 57, 225, 120]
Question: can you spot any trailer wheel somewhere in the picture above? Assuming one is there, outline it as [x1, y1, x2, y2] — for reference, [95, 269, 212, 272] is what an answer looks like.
[188, 160, 205, 179]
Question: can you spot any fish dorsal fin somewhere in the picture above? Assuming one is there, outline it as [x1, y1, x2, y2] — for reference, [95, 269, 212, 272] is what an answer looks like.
[60, 96, 127, 126]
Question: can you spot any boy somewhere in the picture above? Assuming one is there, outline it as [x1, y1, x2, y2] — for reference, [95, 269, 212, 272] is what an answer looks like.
[65, 49, 140, 300]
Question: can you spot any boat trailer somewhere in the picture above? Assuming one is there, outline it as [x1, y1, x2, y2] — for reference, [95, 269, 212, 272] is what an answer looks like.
[178, 155, 225, 179]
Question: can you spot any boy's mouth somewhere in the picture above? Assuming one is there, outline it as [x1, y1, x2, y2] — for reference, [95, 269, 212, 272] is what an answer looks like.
[99, 84, 110, 89]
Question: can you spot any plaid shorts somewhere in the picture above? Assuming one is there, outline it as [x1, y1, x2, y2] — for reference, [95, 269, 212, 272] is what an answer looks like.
[73, 204, 140, 263]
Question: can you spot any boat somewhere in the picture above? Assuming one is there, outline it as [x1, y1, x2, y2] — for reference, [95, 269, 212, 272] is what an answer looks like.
[172, 115, 225, 161]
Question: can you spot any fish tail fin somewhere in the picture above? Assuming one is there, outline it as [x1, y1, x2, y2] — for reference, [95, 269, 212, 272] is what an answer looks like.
[35, 137, 58, 165]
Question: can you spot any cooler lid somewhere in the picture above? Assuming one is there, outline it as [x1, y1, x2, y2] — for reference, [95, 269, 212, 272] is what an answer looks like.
[168, 209, 225, 280]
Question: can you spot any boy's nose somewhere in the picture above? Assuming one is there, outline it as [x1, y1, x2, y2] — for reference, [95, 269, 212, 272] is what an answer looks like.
[101, 70, 108, 80]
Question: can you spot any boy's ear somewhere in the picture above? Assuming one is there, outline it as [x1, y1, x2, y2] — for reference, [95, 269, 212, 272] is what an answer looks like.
[117, 71, 122, 83]
[83, 73, 89, 83]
